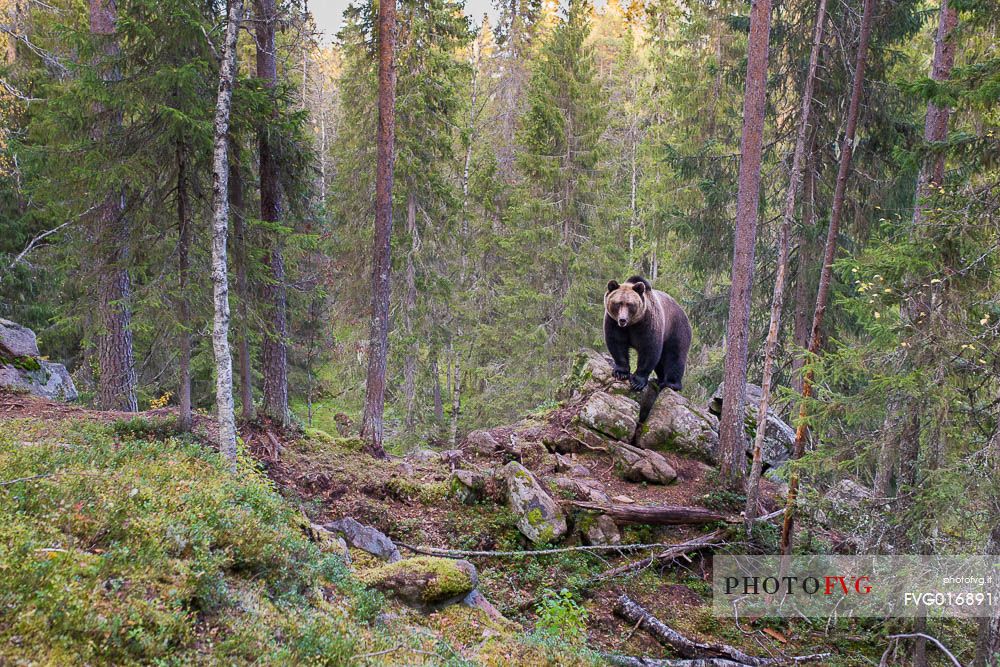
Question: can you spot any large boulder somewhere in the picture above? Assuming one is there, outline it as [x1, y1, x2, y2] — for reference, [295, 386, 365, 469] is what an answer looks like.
[637, 389, 718, 463]
[0, 360, 78, 401]
[0, 320, 77, 402]
[451, 469, 488, 504]
[562, 348, 629, 397]
[612, 442, 677, 485]
[709, 382, 795, 468]
[577, 391, 640, 442]
[362, 556, 478, 609]
[0, 318, 39, 358]
[502, 462, 568, 544]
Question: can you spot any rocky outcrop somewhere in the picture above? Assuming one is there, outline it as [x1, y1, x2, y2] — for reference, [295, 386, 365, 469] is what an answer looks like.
[550, 476, 610, 504]
[0, 320, 78, 402]
[362, 556, 478, 609]
[637, 389, 718, 462]
[577, 391, 641, 442]
[502, 462, 568, 544]
[709, 381, 795, 469]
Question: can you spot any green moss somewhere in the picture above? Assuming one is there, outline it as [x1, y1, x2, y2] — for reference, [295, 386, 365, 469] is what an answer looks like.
[387, 476, 451, 503]
[362, 556, 475, 602]
[0, 352, 41, 372]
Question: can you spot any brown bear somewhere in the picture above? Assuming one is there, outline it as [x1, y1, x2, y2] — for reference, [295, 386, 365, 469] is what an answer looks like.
[604, 276, 692, 392]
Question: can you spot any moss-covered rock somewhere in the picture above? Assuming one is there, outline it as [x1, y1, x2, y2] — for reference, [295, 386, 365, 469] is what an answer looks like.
[578, 390, 640, 441]
[501, 462, 568, 544]
[361, 556, 477, 609]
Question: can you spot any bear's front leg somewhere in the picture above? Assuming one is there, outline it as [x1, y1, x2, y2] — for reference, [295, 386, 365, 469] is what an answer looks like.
[604, 317, 631, 381]
[629, 374, 649, 392]
[631, 341, 660, 393]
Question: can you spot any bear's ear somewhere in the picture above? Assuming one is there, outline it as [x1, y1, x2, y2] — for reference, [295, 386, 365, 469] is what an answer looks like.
[607, 280, 620, 293]
[633, 281, 646, 297]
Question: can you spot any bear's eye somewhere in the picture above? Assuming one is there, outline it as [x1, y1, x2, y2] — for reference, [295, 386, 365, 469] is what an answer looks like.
[627, 304, 636, 314]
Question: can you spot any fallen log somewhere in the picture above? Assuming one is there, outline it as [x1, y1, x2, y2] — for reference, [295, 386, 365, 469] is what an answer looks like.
[594, 529, 726, 581]
[604, 655, 747, 667]
[571, 501, 732, 526]
[613, 595, 829, 666]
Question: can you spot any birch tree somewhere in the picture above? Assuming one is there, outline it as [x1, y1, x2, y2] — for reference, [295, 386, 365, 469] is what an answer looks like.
[210, 0, 244, 471]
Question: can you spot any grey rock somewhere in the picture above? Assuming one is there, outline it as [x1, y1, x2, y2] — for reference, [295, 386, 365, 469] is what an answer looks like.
[709, 382, 795, 468]
[502, 462, 568, 544]
[578, 390, 640, 441]
[550, 476, 611, 504]
[324, 517, 402, 562]
[0, 318, 40, 358]
[542, 423, 612, 454]
[580, 514, 621, 546]
[613, 442, 677, 485]
[462, 429, 501, 456]
[407, 448, 440, 464]
[637, 388, 718, 463]
[554, 453, 591, 477]
[451, 469, 487, 504]
[0, 360, 78, 401]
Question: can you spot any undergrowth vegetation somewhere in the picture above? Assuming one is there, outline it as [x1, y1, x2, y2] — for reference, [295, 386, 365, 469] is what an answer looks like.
[0, 418, 390, 664]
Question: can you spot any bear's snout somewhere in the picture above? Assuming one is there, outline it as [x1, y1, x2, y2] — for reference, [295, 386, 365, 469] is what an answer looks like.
[617, 317, 628, 327]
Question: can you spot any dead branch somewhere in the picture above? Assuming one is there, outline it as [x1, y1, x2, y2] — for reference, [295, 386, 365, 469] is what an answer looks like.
[572, 501, 733, 526]
[593, 529, 726, 581]
[398, 541, 695, 559]
[879, 633, 962, 667]
[613, 595, 829, 666]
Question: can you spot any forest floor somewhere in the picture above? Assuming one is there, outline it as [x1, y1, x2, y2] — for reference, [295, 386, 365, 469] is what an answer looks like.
[0, 389, 969, 665]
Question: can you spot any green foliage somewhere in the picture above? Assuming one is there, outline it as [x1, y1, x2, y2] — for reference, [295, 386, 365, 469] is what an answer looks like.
[0, 419, 386, 664]
[533, 588, 589, 644]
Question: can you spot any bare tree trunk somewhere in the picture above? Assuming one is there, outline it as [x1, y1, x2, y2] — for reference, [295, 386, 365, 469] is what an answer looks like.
[791, 148, 817, 395]
[450, 346, 461, 446]
[359, 0, 397, 458]
[229, 140, 255, 421]
[745, 0, 827, 525]
[717, 0, 773, 490]
[431, 353, 444, 424]
[209, 0, 243, 471]
[974, 519, 1000, 666]
[176, 142, 192, 431]
[403, 189, 418, 429]
[255, 0, 289, 428]
[89, 0, 138, 413]
[914, 0, 958, 226]
[780, 0, 877, 557]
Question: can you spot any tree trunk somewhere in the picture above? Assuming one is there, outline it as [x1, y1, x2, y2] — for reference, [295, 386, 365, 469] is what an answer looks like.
[403, 188, 418, 429]
[717, 0, 773, 490]
[359, 0, 397, 458]
[89, 0, 138, 413]
[255, 0, 289, 428]
[450, 345, 461, 446]
[570, 501, 729, 526]
[791, 147, 817, 395]
[176, 142, 192, 431]
[913, 0, 958, 226]
[209, 0, 243, 471]
[229, 139, 255, 421]
[780, 0, 877, 557]
[431, 353, 444, 424]
[744, 0, 827, 526]
[974, 522, 1000, 666]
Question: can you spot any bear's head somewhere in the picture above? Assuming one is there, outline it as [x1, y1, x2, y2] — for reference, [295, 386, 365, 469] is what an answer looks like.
[605, 279, 647, 328]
